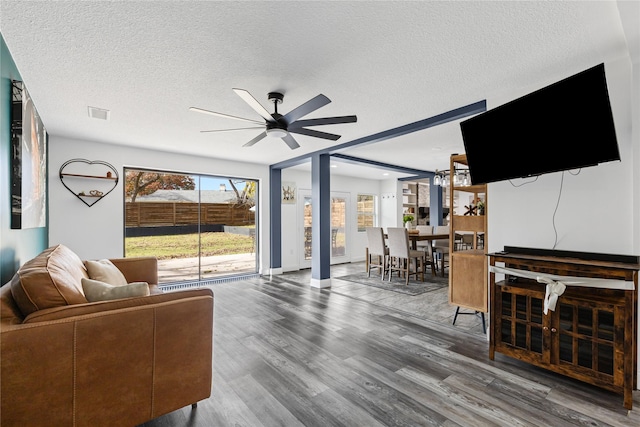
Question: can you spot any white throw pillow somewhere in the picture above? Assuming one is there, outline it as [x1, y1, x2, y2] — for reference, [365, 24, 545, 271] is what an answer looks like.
[84, 259, 128, 286]
[81, 278, 150, 302]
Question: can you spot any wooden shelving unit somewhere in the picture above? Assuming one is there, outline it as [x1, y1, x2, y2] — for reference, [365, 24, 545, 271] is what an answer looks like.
[448, 154, 488, 320]
[401, 182, 418, 228]
[402, 182, 417, 214]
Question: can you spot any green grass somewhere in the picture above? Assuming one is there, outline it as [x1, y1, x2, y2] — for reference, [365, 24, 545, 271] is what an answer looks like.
[125, 231, 254, 260]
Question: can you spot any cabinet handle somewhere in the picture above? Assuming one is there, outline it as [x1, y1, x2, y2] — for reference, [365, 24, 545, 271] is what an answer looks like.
[551, 328, 557, 333]
[543, 326, 549, 331]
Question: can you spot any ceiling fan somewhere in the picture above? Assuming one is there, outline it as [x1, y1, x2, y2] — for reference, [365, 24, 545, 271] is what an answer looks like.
[190, 89, 357, 149]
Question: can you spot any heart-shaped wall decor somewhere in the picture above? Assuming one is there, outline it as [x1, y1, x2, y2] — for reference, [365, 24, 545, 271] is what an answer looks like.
[59, 159, 119, 207]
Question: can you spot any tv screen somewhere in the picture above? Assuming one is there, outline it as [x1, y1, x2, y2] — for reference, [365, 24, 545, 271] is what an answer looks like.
[460, 63, 620, 185]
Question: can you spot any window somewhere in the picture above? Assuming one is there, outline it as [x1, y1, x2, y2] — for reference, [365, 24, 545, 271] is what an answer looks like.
[357, 194, 376, 231]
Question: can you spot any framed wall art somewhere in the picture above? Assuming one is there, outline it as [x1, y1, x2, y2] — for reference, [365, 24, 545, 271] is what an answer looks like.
[10, 80, 48, 229]
[281, 181, 296, 204]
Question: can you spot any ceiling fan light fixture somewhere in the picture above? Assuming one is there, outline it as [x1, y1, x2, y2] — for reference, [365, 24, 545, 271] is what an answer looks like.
[266, 128, 288, 138]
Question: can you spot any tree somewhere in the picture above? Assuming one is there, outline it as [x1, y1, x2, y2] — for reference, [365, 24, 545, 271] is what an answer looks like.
[125, 171, 195, 202]
[227, 179, 256, 207]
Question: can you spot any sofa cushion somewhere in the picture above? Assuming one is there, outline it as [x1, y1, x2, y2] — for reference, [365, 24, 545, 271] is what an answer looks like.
[85, 259, 128, 286]
[1, 284, 24, 326]
[81, 278, 150, 302]
[10, 244, 89, 316]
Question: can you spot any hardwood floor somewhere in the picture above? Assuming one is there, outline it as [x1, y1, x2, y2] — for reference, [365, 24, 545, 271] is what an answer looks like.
[140, 262, 639, 426]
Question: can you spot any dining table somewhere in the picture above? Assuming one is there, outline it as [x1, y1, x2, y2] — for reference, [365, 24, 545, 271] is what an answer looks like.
[406, 232, 449, 250]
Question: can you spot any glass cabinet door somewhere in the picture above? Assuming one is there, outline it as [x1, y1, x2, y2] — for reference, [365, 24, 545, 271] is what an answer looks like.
[497, 286, 548, 363]
[556, 300, 616, 376]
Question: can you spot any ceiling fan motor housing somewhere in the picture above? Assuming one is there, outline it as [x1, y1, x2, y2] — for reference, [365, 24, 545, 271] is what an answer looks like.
[268, 92, 284, 103]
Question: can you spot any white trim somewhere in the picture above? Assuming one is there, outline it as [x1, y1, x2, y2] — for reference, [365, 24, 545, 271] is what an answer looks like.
[310, 278, 332, 289]
[269, 267, 283, 276]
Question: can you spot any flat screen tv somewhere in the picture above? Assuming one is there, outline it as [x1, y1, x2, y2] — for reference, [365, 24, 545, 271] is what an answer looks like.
[460, 63, 620, 185]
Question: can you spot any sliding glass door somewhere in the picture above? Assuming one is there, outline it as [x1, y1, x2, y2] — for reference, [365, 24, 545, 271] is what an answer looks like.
[124, 168, 257, 284]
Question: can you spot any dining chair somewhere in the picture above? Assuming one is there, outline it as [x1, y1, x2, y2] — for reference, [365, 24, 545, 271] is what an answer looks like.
[386, 227, 425, 285]
[460, 233, 474, 250]
[415, 225, 437, 276]
[432, 225, 450, 276]
[365, 227, 388, 279]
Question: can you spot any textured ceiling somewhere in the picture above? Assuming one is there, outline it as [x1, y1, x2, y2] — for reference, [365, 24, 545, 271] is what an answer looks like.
[0, 1, 636, 180]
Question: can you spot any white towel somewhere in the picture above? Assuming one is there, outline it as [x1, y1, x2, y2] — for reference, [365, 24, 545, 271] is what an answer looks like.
[489, 265, 635, 313]
[536, 276, 567, 314]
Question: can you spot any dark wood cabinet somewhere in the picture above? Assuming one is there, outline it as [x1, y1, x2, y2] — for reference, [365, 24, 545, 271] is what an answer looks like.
[489, 247, 639, 410]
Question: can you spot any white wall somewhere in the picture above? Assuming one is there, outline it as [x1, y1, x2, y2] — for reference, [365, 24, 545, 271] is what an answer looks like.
[380, 179, 401, 228]
[48, 136, 271, 272]
[279, 169, 308, 271]
[488, 58, 637, 256]
[280, 168, 385, 271]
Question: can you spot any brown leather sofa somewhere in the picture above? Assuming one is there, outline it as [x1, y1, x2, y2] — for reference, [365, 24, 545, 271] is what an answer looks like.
[0, 244, 214, 427]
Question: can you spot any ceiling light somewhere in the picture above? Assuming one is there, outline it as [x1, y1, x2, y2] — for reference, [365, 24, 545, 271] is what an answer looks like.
[433, 172, 441, 186]
[463, 172, 470, 186]
[331, 164, 337, 168]
[266, 128, 288, 138]
[433, 167, 471, 187]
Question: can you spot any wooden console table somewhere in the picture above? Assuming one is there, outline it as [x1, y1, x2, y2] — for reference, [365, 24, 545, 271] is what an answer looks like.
[488, 247, 639, 410]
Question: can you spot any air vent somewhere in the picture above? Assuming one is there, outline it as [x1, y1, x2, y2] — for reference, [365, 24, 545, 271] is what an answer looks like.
[88, 106, 110, 120]
[159, 273, 260, 292]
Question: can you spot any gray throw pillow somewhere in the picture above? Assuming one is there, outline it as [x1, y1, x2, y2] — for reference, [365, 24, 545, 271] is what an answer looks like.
[81, 278, 150, 302]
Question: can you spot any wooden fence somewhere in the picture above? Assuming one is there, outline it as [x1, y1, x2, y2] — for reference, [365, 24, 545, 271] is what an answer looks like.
[125, 202, 254, 228]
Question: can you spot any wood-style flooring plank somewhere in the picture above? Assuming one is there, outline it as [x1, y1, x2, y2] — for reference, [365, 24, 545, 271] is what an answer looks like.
[344, 354, 481, 427]
[228, 372, 306, 427]
[140, 263, 639, 427]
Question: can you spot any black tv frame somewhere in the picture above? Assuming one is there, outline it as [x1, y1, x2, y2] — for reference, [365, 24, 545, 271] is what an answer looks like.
[460, 63, 620, 185]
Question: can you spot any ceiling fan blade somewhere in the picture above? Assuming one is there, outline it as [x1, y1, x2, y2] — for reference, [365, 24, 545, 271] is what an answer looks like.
[243, 131, 267, 147]
[289, 127, 341, 141]
[189, 107, 263, 125]
[288, 115, 357, 129]
[200, 126, 264, 133]
[282, 94, 331, 124]
[232, 88, 276, 123]
[282, 133, 300, 150]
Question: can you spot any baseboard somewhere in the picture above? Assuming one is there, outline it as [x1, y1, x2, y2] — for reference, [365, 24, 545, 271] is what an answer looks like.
[310, 278, 331, 289]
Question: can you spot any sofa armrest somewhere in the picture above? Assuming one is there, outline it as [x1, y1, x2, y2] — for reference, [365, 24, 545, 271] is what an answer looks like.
[109, 256, 158, 285]
[1, 287, 213, 426]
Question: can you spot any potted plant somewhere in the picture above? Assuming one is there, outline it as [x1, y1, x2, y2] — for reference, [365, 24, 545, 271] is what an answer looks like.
[403, 214, 414, 229]
[476, 198, 485, 216]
